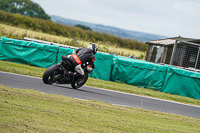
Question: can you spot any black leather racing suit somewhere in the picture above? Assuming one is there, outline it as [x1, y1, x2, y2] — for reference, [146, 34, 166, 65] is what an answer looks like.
[69, 47, 95, 75]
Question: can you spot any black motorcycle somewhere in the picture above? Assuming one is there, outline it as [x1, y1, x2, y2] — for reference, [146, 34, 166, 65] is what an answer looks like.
[42, 55, 92, 89]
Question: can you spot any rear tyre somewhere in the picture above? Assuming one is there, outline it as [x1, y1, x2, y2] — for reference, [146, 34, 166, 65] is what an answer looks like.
[71, 75, 88, 89]
[42, 65, 61, 84]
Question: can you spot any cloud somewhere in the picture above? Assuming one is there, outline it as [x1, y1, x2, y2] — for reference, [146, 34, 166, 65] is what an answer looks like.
[32, 0, 200, 38]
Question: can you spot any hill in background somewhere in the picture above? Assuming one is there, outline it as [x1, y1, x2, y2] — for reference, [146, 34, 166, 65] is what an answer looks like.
[51, 15, 167, 42]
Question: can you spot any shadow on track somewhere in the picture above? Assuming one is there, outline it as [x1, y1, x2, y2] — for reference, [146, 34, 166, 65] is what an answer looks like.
[52, 84, 110, 96]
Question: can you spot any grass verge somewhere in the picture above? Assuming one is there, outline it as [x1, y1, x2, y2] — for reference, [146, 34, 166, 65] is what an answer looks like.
[0, 60, 200, 107]
[1, 85, 200, 133]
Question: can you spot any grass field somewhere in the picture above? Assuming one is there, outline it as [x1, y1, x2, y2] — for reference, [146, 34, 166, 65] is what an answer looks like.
[1, 85, 200, 133]
[0, 23, 145, 59]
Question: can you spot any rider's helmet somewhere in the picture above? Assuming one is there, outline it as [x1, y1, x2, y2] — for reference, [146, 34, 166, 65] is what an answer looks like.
[88, 43, 98, 54]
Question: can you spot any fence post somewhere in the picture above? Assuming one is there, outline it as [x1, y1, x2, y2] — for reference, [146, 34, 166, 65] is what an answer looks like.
[170, 40, 177, 65]
[195, 47, 200, 69]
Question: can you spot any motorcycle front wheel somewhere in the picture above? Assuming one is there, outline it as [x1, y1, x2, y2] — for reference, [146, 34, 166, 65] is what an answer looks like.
[71, 75, 88, 89]
[42, 64, 61, 84]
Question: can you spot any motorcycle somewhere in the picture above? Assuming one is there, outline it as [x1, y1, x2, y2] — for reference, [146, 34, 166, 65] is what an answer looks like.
[42, 55, 92, 89]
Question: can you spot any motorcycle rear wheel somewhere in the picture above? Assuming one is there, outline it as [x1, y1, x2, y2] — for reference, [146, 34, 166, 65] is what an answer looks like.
[71, 75, 88, 89]
[42, 65, 61, 84]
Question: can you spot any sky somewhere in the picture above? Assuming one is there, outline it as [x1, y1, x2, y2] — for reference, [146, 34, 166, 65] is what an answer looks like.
[32, 0, 200, 38]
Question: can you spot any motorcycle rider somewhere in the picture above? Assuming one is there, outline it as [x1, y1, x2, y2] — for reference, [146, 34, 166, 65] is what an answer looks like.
[68, 43, 98, 78]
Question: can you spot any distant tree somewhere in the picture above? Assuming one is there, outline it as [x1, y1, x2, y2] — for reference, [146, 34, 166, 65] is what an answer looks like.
[75, 24, 92, 31]
[0, 0, 51, 20]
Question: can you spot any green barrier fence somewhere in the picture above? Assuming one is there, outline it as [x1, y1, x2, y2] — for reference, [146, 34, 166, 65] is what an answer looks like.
[89, 52, 114, 81]
[112, 56, 168, 90]
[162, 67, 200, 99]
[0, 37, 59, 68]
[0, 37, 200, 99]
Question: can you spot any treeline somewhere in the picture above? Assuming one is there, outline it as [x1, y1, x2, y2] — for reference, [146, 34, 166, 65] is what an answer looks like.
[0, 10, 147, 51]
[75, 24, 92, 31]
[0, 0, 51, 20]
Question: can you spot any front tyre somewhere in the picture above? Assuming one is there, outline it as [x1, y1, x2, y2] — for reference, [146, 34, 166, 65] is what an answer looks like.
[42, 65, 61, 84]
[71, 75, 88, 89]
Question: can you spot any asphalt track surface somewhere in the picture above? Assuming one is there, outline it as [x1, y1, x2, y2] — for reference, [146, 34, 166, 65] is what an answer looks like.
[0, 71, 200, 119]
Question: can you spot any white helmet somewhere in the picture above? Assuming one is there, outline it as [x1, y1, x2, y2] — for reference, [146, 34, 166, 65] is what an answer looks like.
[88, 43, 98, 54]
